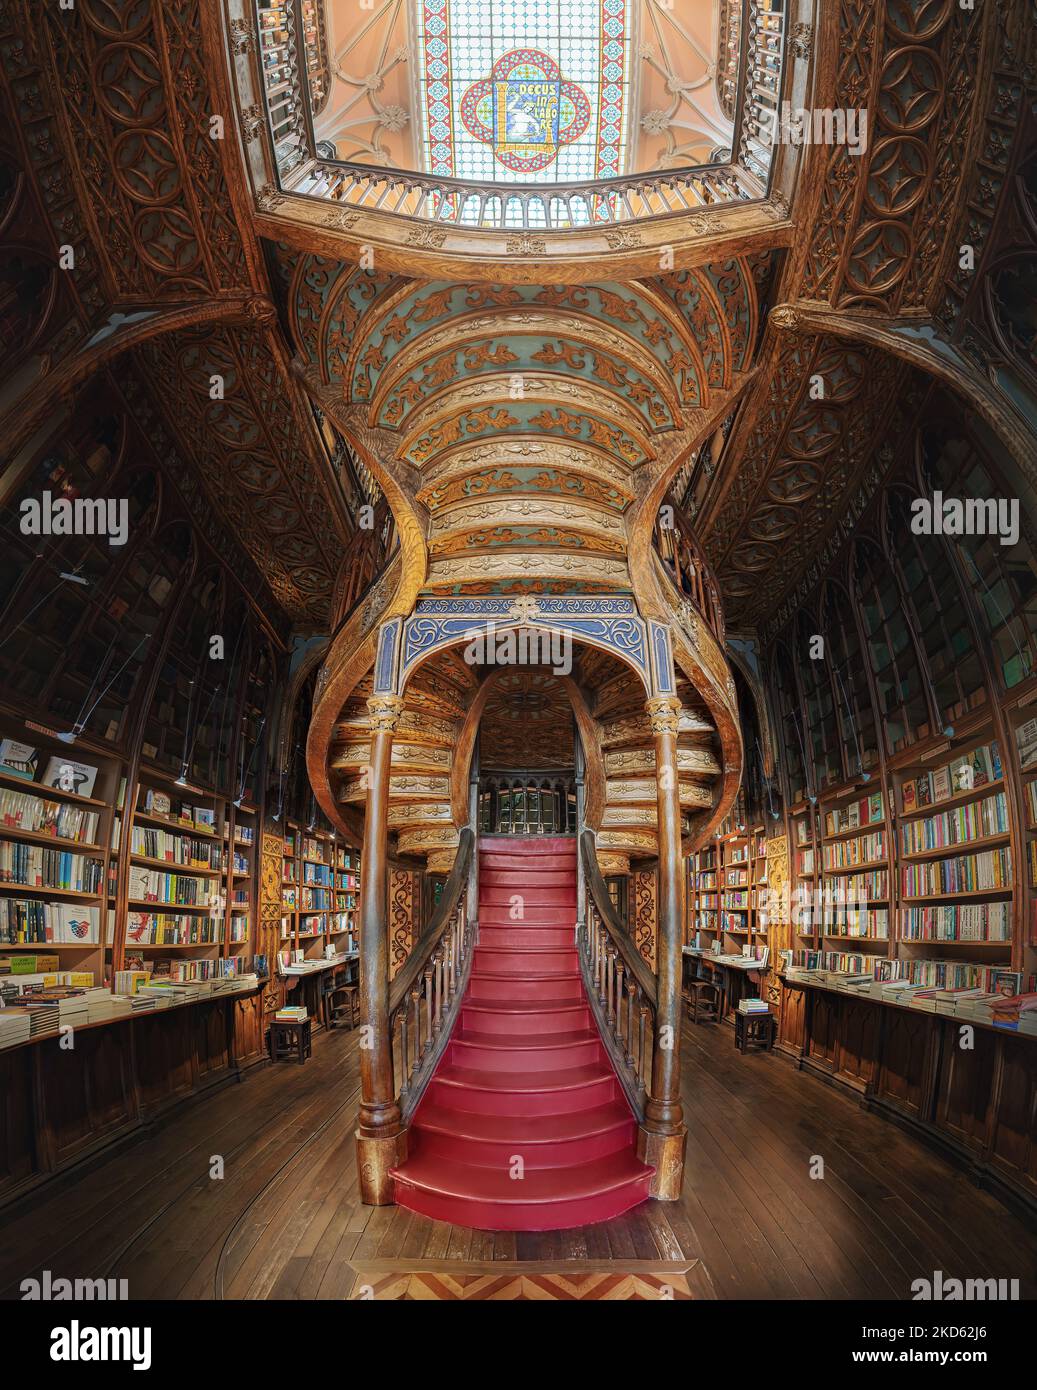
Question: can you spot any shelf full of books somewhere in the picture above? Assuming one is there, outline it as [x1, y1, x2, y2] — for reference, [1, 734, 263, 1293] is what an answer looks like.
[686, 824, 770, 951]
[0, 727, 121, 988]
[280, 824, 360, 960]
[892, 735, 1014, 958]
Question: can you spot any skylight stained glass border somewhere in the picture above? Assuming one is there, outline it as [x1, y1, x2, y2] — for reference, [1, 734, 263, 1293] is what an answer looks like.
[414, 0, 633, 186]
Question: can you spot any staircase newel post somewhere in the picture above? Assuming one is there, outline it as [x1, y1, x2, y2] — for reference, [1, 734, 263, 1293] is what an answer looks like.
[638, 694, 687, 1200]
[356, 694, 407, 1205]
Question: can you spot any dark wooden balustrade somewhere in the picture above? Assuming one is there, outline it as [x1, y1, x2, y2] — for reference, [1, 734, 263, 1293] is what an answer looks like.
[577, 830, 658, 1121]
[388, 828, 475, 1120]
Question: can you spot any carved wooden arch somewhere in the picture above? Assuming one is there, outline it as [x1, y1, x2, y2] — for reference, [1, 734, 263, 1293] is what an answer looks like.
[305, 549, 409, 840]
[725, 642, 776, 779]
[446, 662, 607, 832]
[398, 616, 652, 709]
[767, 303, 1035, 481]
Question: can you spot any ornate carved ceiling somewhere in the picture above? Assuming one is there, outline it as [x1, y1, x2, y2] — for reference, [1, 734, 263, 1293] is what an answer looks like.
[0, 0, 351, 626]
[271, 240, 766, 595]
[696, 0, 1035, 632]
[2, 0, 1031, 647]
[479, 668, 575, 769]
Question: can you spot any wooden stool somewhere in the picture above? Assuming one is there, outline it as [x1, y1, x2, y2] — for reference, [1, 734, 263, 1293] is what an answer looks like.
[329, 983, 360, 1030]
[734, 1009, 775, 1055]
[686, 980, 721, 1024]
[268, 1017, 312, 1064]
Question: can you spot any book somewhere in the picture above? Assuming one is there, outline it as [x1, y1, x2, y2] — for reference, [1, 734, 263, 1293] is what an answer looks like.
[41, 757, 98, 799]
[0, 740, 38, 781]
[1014, 720, 1037, 771]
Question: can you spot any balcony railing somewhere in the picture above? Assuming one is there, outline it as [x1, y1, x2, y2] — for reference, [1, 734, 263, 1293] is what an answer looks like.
[736, 0, 788, 186]
[242, 0, 789, 234]
[478, 772, 577, 836]
[288, 161, 760, 230]
[654, 504, 726, 648]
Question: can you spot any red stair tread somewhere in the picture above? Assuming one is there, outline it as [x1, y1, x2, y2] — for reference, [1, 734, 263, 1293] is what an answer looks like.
[414, 1100, 633, 1146]
[392, 834, 653, 1230]
[436, 1060, 615, 1093]
[462, 997, 586, 1013]
[393, 1151, 651, 1205]
[456, 1027, 600, 1051]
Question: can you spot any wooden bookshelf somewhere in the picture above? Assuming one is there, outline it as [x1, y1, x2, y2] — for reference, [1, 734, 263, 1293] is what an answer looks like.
[110, 766, 260, 980]
[815, 781, 892, 957]
[0, 717, 122, 988]
[280, 821, 360, 964]
[890, 730, 1013, 967]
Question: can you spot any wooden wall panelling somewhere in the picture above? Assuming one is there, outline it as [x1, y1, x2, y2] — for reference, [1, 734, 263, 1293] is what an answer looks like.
[832, 994, 879, 1093]
[988, 1035, 1037, 1200]
[874, 1007, 933, 1119]
[31, 1026, 137, 1173]
[389, 866, 416, 979]
[777, 980, 808, 1060]
[634, 868, 657, 970]
[0, 1050, 35, 1192]
[0, 989, 270, 1209]
[806, 988, 837, 1072]
[933, 1020, 999, 1156]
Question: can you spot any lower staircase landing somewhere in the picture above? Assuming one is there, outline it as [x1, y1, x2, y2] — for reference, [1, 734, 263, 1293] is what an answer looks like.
[390, 836, 653, 1230]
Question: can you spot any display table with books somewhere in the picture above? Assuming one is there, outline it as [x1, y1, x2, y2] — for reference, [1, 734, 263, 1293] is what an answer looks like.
[773, 969, 1037, 1219]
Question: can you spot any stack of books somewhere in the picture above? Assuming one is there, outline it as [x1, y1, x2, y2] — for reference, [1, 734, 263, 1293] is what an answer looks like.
[737, 997, 770, 1014]
[275, 1004, 308, 1023]
[0, 1008, 31, 1050]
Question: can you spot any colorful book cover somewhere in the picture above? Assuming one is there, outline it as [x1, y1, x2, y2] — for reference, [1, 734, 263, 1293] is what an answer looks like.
[0, 740, 37, 781]
[990, 740, 1004, 780]
[932, 765, 952, 801]
[950, 757, 974, 793]
[41, 757, 98, 798]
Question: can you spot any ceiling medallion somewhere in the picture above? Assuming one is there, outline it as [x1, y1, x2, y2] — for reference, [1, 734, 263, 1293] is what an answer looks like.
[460, 50, 590, 173]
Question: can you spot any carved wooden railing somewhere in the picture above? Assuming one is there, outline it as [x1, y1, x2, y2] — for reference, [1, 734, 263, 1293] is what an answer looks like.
[654, 502, 726, 646]
[716, 0, 744, 122]
[577, 829, 657, 1121]
[388, 827, 475, 1120]
[287, 160, 760, 229]
[255, 0, 312, 181]
[478, 771, 577, 836]
[736, 0, 788, 186]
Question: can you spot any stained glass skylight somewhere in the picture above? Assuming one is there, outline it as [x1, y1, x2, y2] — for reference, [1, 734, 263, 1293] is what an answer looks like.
[415, 0, 633, 184]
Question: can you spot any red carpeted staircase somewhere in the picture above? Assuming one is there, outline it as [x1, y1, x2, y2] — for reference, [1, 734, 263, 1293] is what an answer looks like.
[390, 836, 653, 1230]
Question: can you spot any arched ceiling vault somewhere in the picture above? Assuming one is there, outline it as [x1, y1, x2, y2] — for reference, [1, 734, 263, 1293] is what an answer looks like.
[0, 0, 1030, 644]
[271, 243, 770, 599]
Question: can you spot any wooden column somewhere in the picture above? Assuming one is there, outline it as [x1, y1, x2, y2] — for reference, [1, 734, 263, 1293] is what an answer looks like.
[638, 694, 687, 1198]
[356, 694, 407, 1204]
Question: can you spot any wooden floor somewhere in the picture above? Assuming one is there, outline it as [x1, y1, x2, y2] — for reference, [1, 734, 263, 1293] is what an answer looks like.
[2, 1018, 1034, 1300]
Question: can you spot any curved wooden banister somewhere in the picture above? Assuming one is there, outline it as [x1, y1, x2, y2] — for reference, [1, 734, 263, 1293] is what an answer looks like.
[580, 830, 656, 1006]
[388, 827, 475, 1120]
[578, 830, 658, 1120]
[389, 827, 473, 1016]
